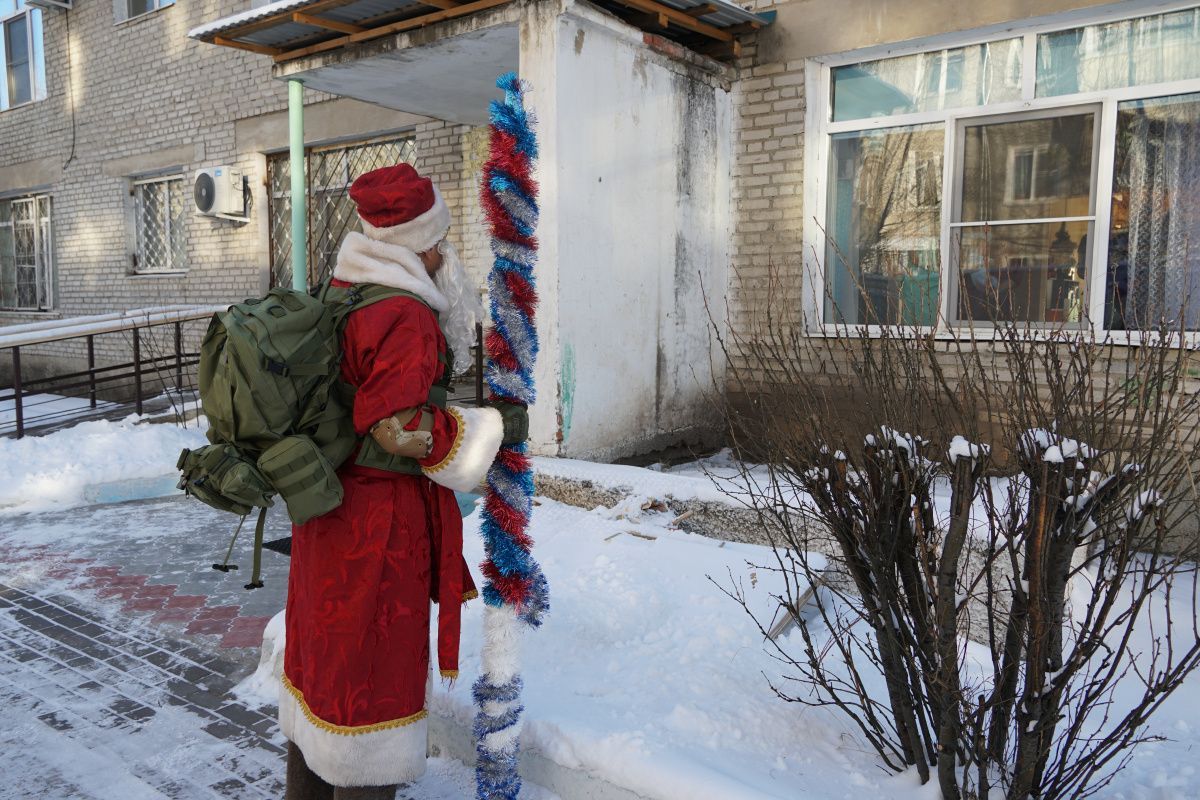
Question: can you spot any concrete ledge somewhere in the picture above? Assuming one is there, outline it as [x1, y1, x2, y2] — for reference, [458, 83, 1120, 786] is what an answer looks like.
[427, 714, 652, 800]
[533, 460, 795, 547]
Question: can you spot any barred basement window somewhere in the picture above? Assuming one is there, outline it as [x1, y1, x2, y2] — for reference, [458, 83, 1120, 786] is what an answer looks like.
[267, 134, 417, 289]
[0, 194, 53, 311]
[132, 175, 187, 274]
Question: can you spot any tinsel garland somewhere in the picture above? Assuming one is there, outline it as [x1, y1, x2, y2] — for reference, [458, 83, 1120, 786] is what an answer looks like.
[473, 72, 550, 800]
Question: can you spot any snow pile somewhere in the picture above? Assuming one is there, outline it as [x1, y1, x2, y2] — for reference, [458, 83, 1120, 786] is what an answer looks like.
[224, 455, 1200, 800]
[441, 500, 860, 800]
[0, 416, 207, 514]
[234, 610, 286, 709]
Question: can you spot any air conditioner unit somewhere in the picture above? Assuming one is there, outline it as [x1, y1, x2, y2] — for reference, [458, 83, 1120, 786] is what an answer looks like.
[194, 166, 246, 220]
[26, 0, 72, 9]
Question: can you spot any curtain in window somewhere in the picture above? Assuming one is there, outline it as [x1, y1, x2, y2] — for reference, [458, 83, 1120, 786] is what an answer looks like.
[1121, 97, 1200, 329]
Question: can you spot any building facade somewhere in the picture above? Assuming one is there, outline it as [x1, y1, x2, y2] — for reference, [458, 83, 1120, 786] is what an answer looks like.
[0, 0, 490, 370]
[2, 0, 1198, 458]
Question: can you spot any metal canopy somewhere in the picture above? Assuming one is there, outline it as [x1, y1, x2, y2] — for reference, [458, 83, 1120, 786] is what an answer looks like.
[188, 0, 773, 62]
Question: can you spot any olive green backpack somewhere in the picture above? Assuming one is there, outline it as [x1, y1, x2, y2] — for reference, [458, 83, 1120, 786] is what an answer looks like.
[177, 281, 427, 589]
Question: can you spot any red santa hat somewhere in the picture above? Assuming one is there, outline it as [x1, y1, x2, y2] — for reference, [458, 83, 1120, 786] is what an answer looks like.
[349, 163, 451, 253]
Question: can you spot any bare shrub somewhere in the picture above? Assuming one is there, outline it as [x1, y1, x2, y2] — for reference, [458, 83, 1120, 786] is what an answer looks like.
[711, 264, 1200, 799]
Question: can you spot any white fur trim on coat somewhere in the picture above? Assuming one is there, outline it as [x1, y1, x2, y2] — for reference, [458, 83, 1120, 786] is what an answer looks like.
[360, 187, 451, 254]
[333, 232, 449, 314]
[423, 405, 503, 493]
[279, 674, 428, 787]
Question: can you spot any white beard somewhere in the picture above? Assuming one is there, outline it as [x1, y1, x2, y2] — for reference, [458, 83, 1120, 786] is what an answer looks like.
[433, 241, 483, 376]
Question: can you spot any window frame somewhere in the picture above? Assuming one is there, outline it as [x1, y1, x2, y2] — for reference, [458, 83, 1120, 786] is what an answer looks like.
[0, 1, 45, 112]
[803, 1, 1200, 341]
[0, 193, 54, 312]
[947, 103, 1104, 329]
[117, 0, 174, 24]
[131, 174, 187, 275]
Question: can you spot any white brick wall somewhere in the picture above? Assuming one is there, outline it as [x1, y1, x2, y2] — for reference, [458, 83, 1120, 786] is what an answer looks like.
[0, 2, 480, 370]
[728, 36, 807, 378]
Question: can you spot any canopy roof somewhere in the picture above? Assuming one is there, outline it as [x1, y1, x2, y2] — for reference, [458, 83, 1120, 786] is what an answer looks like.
[188, 0, 773, 62]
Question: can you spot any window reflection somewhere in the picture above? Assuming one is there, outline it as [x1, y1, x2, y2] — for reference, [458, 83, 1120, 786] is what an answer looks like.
[832, 40, 1022, 122]
[825, 126, 944, 325]
[1038, 8, 1200, 96]
[955, 111, 1096, 324]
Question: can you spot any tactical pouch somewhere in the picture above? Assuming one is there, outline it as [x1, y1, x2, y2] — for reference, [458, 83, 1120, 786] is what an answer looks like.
[177, 445, 274, 515]
[257, 435, 343, 525]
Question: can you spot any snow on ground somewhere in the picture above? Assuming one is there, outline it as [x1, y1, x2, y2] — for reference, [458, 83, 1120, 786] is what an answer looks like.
[0, 392, 117, 430]
[0, 415, 207, 514]
[442, 499, 849, 800]
[4, 423, 1199, 798]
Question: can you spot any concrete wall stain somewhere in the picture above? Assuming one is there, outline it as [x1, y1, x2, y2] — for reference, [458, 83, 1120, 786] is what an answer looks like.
[560, 342, 576, 443]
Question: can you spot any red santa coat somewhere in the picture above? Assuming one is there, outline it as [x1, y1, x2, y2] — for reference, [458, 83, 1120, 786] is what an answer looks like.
[280, 237, 502, 788]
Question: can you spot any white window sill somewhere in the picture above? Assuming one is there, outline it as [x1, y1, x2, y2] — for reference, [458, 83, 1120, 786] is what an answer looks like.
[807, 322, 1200, 349]
[129, 270, 188, 278]
[0, 308, 57, 315]
[0, 96, 46, 116]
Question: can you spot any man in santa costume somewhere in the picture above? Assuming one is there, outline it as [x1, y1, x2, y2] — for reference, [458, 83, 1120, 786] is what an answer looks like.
[282, 164, 523, 799]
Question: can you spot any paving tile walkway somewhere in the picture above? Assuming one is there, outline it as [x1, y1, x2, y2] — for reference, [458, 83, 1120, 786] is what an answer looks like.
[0, 494, 526, 799]
[0, 580, 285, 798]
[0, 495, 294, 671]
[0, 496, 291, 797]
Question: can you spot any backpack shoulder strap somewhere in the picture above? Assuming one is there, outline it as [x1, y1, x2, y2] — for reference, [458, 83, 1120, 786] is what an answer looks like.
[324, 282, 436, 328]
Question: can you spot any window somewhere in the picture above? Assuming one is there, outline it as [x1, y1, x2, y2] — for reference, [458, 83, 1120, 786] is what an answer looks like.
[1106, 92, 1200, 330]
[132, 176, 187, 274]
[0, 0, 46, 111]
[953, 111, 1097, 324]
[816, 5, 1200, 332]
[825, 126, 944, 325]
[0, 194, 53, 311]
[831, 38, 1022, 121]
[267, 134, 416, 288]
[117, 0, 173, 23]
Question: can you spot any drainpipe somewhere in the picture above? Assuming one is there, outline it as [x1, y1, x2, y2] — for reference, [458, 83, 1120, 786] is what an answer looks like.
[289, 80, 307, 292]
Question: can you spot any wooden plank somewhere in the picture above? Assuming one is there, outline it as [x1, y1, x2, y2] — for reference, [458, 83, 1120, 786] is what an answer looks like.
[415, 0, 463, 8]
[220, 0, 360, 40]
[683, 3, 718, 18]
[693, 37, 741, 59]
[274, 0, 512, 62]
[724, 20, 763, 35]
[605, 0, 733, 42]
[212, 35, 284, 56]
[629, 10, 670, 29]
[766, 571, 826, 641]
[291, 11, 364, 33]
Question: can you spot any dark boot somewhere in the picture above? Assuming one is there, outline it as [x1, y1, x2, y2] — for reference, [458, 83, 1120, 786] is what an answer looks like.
[333, 786, 398, 800]
[285, 741, 334, 800]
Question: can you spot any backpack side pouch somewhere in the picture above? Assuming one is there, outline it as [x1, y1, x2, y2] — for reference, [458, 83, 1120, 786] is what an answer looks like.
[178, 445, 274, 515]
[257, 435, 343, 526]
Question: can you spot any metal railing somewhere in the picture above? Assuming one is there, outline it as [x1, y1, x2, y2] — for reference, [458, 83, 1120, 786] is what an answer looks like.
[0, 306, 221, 438]
[1, 309, 487, 439]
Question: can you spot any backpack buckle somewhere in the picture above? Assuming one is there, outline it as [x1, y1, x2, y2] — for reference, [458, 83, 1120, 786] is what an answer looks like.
[265, 358, 290, 377]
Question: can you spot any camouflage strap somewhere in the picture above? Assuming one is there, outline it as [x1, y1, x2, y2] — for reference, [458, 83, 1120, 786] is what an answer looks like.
[245, 507, 268, 590]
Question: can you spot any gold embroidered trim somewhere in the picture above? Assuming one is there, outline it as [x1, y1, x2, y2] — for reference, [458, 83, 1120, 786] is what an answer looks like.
[440, 669, 459, 679]
[282, 673, 427, 736]
[422, 406, 466, 475]
[462, 589, 479, 602]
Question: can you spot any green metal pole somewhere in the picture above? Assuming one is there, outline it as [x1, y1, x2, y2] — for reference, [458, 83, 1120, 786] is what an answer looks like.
[289, 80, 307, 292]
